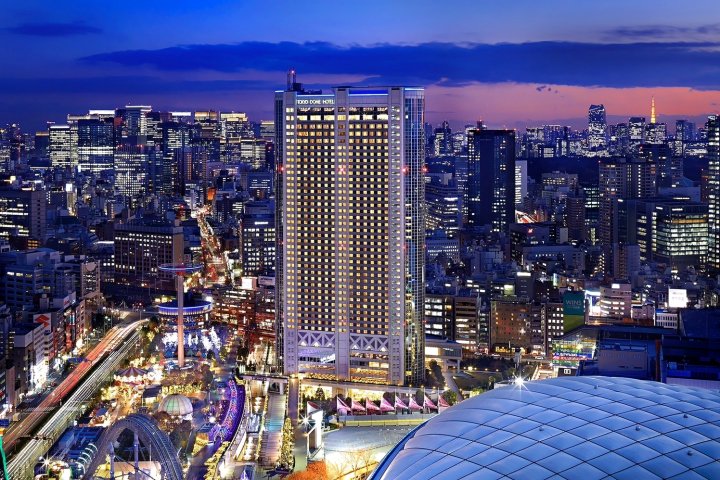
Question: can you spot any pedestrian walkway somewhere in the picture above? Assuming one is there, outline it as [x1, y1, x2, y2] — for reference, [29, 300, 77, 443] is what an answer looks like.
[259, 393, 286, 467]
[443, 371, 461, 395]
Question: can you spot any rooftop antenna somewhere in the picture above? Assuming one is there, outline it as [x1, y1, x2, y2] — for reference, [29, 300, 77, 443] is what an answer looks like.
[287, 69, 297, 91]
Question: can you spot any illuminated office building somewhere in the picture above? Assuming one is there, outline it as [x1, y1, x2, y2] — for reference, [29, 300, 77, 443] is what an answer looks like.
[122, 105, 152, 142]
[160, 121, 191, 196]
[259, 120, 275, 141]
[114, 145, 150, 206]
[48, 124, 74, 169]
[515, 159, 527, 208]
[629, 116, 646, 147]
[674, 119, 696, 156]
[598, 283, 632, 321]
[646, 122, 667, 144]
[433, 121, 452, 156]
[652, 201, 708, 268]
[0, 187, 46, 247]
[466, 127, 516, 232]
[425, 177, 460, 238]
[241, 201, 275, 277]
[221, 112, 254, 163]
[598, 157, 656, 276]
[276, 82, 425, 385]
[239, 139, 268, 169]
[220, 112, 253, 139]
[77, 118, 114, 173]
[113, 221, 184, 291]
[638, 143, 679, 188]
[424, 290, 480, 357]
[707, 115, 720, 269]
[587, 104, 607, 149]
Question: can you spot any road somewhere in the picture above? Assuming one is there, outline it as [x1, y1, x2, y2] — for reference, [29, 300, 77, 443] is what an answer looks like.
[6, 319, 147, 479]
[197, 207, 229, 285]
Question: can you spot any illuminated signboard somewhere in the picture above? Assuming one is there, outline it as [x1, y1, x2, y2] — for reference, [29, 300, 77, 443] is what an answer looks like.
[296, 97, 335, 105]
[563, 291, 585, 333]
[668, 288, 688, 309]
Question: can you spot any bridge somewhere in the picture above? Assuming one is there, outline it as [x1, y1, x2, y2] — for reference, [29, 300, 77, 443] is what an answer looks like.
[6, 320, 146, 479]
[81, 414, 183, 480]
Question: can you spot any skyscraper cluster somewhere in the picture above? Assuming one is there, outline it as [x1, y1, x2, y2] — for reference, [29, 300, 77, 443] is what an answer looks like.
[0, 77, 719, 394]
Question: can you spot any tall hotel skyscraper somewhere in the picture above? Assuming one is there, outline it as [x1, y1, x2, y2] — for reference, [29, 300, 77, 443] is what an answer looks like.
[276, 78, 425, 385]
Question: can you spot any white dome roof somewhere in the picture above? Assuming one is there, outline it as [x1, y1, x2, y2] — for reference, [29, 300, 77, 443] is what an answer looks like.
[371, 376, 720, 479]
[158, 394, 193, 416]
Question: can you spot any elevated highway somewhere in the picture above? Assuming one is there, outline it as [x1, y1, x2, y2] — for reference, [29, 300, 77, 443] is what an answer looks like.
[6, 319, 146, 479]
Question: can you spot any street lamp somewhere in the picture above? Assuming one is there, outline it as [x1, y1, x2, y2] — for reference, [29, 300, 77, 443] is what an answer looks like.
[301, 415, 309, 432]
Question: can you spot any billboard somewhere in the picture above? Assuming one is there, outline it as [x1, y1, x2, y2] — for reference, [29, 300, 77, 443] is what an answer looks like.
[668, 288, 688, 309]
[563, 291, 585, 333]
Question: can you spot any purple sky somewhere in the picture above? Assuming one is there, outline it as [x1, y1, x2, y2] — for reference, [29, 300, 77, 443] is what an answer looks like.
[2, 0, 720, 131]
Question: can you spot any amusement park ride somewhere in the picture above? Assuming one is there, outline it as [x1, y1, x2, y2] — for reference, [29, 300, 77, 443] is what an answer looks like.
[159, 262, 203, 368]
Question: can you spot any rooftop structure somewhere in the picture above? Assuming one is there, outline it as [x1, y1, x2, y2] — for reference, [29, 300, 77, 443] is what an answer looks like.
[158, 394, 193, 417]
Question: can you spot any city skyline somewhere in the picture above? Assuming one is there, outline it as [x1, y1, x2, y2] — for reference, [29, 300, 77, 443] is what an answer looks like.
[3, 3, 720, 479]
[3, 1, 720, 129]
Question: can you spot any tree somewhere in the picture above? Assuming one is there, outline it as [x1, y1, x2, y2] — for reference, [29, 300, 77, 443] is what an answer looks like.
[148, 316, 160, 331]
[315, 387, 326, 401]
[279, 417, 294, 470]
[429, 360, 446, 388]
[442, 390, 458, 405]
[329, 449, 375, 479]
[286, 461, 328, 480]
[237, 341, 249, 360]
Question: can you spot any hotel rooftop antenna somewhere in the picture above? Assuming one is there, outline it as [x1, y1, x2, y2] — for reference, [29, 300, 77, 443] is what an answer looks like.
[287, 68, 297, 91]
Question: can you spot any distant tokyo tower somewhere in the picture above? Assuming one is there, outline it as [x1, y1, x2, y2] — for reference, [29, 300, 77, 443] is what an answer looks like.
[651, 96, 657, 123]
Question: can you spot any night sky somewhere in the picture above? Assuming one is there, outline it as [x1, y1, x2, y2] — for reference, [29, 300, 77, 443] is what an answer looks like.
[3, 0, 720, 131]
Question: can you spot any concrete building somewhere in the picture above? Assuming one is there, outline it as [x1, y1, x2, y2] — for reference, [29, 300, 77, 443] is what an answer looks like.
[597, 283, 632, 322]
[490, 297, 534, 353]
[424, 289, 480, 357]
[113, 220, 184, 291]
[0, 187, 47, 248]
[241, 201, 275, 277]
[599, 157, 656, 276]
[11, 322, 46, 400]
[1, 248, 75, 309]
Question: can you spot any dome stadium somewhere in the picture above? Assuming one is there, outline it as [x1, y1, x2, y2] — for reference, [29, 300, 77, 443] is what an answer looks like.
[370, 376, 720, 479]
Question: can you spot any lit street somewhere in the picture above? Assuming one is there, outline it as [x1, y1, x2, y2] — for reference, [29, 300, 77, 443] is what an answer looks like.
[5, 320, 146, 479]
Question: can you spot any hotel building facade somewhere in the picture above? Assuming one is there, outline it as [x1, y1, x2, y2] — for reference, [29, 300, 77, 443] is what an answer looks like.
[275, 84, 425, 385]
